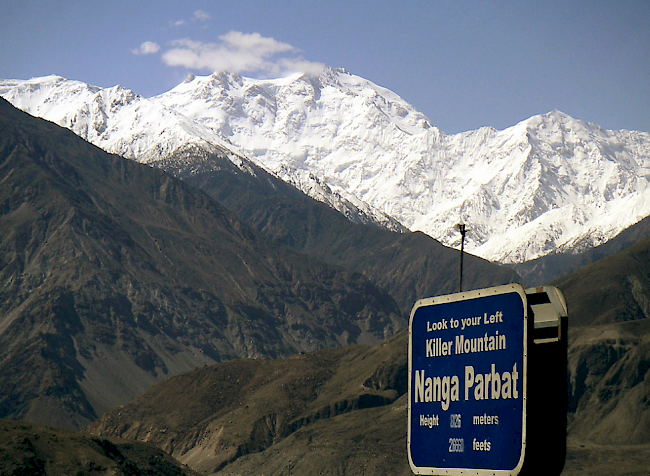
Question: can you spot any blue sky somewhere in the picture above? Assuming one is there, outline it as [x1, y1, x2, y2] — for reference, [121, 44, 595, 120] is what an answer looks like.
[2, 0, 649, 134]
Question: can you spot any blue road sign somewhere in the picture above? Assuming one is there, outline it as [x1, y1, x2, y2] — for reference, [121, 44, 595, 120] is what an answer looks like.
[408, 284, 528, 475]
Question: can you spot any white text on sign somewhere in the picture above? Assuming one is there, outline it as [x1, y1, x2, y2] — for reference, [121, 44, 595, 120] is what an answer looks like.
[413, 363, 519, 411]
[426, 311, 504, 334]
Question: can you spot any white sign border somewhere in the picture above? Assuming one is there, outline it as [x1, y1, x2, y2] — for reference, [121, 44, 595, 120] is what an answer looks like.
[407, 283, 529, 476]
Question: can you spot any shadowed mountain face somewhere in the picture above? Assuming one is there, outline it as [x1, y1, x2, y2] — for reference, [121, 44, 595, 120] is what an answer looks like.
[87, 331, 410, 475]
[0, 98, 407, 430]
[0, 418, 199, 476]
[87, 227, 650, 474]
[160, 150, 521, 314]
[553, 235, 650, 445]
[566, 320, 650, 445]
[554, 234, 650, 328]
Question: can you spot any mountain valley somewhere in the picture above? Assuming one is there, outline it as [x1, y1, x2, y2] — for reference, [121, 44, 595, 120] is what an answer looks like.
[0, 95, 519, 438]
[2, 65, 650, 476]
[84, 232, 650, 474]
[0, 98, 409, 431]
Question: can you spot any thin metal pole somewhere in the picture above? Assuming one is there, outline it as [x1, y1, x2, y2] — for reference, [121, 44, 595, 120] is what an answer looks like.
[458, 224, 466, 292]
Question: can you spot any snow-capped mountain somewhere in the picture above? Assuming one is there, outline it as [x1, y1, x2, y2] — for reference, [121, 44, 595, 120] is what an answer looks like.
[153, 69, 650, 263]
[3, 70, 650, 263]
[0, 75, 236, 161]
[0, 74, 404, 232]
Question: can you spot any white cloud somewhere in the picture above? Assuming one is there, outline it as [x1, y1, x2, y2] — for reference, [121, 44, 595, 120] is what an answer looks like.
[131, 41, 161, 55]
[161, 31, 324, 77]
[279, 57, 327, 76]
[194, 10, 211, 21]
[171, 10, 209, 27]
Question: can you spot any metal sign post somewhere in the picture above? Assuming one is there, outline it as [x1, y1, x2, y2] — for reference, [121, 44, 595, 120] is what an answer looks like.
[457, 224, 467, 293]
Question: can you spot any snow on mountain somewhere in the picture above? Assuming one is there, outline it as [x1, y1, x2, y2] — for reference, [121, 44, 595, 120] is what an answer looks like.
[154, 69, 441, 229]
[3, 70, 650, 263]
[0, 75, 236, 162]
[153, 69, 650, 263]
[440, 112, 650, 262]
[0, 74, 405, 232]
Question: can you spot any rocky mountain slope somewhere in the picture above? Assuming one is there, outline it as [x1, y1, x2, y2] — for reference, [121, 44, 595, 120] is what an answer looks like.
[87, 333, 650, 476]
[88, 320, 650, 476]
[87, 331, 410, 475]
[155, 70, 650, 264]
[555, 234, 650, 445]
[3, 71, 650, 265]
[0, 98, 407, 430]
[0, 418, 198, 476]
[86, 226, 650, 475]
[0, 97, 519, 434]
[158, 146, 520, 313]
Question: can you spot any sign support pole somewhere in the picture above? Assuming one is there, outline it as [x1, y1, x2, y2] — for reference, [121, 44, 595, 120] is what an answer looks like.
[458, 224, 467, 292]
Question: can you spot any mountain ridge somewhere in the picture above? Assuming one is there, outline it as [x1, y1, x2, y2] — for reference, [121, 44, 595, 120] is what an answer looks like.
[0, 74, 405, 233]
[3, 70, 650, 265]
[155, 144, 520, 314]
[0, 98, 405, 430]
[152, 69, 650, 263]
[86, 229, 650, 474]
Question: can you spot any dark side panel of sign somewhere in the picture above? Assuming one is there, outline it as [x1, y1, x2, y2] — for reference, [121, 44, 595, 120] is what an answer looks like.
[408, 284, 527, 474]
